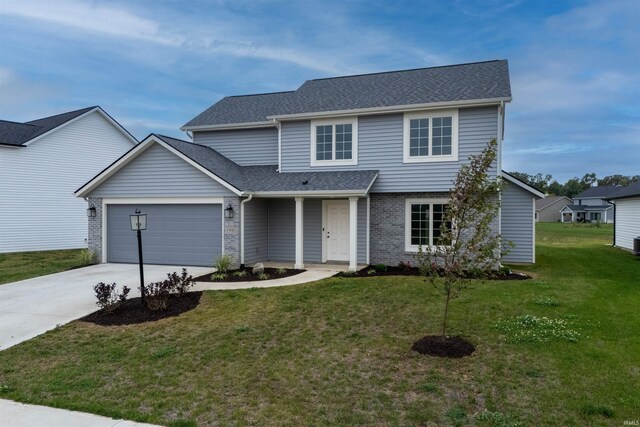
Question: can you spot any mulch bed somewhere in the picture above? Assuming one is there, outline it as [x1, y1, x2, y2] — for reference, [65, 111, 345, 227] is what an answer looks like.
[194, 267, 305, 283]
[335, 265, 531, 280]
[412, 335, 476, 358]
[79, 292, 202, 326]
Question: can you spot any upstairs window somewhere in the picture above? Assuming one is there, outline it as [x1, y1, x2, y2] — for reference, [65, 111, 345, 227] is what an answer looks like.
[403, 110, 458, 163]
[311, 118, 358, 166]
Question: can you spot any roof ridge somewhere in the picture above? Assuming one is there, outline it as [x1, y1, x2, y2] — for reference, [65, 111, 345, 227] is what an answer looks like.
[306, 59, 506, 83]
[226, 90, 295, 99]
[25, 106, 98, 124]
[0, 119, 39, 127]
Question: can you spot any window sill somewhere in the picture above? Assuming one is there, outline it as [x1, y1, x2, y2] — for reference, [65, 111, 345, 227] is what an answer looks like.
[310, 159, 358, 167]
[403, 154, 458, 164]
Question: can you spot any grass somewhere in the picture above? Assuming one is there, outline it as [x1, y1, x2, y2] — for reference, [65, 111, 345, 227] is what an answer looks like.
[0, 223, 638, 425]
[0, 249, 86, 285]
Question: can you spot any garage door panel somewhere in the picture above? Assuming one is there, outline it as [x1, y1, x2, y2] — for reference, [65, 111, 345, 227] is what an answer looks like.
[107, 204, 222, 267]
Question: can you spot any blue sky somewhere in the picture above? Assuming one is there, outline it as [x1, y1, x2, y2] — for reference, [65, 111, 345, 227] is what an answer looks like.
[0, 0, 638, 182]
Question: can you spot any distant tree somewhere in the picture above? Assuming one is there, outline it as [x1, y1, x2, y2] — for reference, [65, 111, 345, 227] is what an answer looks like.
[547, 180, 564, 196]
[507, 172, 552, 193]
[563, 178, 587, 198]
[598, 175, 640, 187]
[580, 173, 597, 188]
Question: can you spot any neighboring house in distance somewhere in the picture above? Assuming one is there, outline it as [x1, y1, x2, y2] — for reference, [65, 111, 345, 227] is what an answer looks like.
[535, 196, 572, 222]
[560, 186, 619, 223]
[77, 60, 543, 269]
[606, 181, 640, 252]
[0, 107, 137, 253]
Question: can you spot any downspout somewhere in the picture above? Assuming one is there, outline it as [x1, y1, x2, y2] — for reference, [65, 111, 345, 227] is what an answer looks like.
[273, 118, 282, 172]
[610, 200, 616, 247]
[183, 130, 193, 141]
[240, 194, 254, 269]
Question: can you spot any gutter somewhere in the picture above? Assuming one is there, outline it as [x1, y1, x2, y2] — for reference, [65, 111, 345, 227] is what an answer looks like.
[239, 194, 253, 268]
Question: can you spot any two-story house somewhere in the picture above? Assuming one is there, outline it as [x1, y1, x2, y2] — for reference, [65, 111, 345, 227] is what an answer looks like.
[0, 106, 137, 253]
[76, 60, 543, 269]
[559, 186, 618, 223]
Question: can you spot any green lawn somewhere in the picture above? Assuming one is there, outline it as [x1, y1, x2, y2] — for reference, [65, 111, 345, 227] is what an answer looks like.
[0, 249, 87, 285]
[1, 223, 638, 426]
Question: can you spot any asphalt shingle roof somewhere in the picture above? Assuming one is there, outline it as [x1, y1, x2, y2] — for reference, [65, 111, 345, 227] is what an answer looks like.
[535, 196, 571, 210]
[574, 185, 622, 199]
[606, 181, 640, 200]
[183, 60, 511, 128]
[155, 135, 378, 193]
[0, 107, 97, 146]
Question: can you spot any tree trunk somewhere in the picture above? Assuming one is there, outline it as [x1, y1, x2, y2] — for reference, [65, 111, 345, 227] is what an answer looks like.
[442, 286, 451, 337]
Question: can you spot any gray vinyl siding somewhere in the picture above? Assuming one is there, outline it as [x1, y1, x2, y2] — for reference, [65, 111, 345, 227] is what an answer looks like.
[193, 128, 278, 166]
[280, 106, 498, 192]
[89, 143, 235, 197]
[267, 199, 295, 261]
[501, 181, 535, 263]
[304, 199, 322, 262]
[263, 197, 367, 263]
[244, 198, 268, 265]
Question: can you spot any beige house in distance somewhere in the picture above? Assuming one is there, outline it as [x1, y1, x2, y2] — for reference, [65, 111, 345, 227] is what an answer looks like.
[535, 196, 572, 222]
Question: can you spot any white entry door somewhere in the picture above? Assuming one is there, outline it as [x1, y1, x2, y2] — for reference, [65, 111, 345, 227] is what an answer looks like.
[325, 200, 350, 261]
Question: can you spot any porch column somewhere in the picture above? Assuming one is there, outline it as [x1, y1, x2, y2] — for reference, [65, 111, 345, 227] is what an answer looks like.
[295, 197, 304, 269]
[349, 197, 358, 272]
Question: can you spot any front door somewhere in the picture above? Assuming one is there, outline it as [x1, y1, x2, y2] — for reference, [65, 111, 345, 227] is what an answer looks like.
[325, 200, 350, 261]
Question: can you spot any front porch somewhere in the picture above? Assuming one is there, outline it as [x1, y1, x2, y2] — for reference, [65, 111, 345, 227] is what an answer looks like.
[239, 196, 369, 272]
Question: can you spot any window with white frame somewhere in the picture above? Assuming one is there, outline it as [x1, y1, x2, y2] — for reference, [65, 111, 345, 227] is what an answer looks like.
[403, 110, 459, 163]
[310, 118, 358, 166]
[405, 198, 451, 251]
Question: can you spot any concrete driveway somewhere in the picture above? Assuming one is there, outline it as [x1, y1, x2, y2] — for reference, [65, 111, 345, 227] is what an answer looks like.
[0, 263, 213, 350]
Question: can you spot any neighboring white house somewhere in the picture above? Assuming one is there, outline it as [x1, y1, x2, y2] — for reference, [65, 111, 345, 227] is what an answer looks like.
[559, 186, 618, 223]
[0, 107, 137, 253]
[607, 181, 640, 253]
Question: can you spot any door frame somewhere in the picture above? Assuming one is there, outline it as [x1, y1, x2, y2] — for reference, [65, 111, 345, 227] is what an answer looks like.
[321, 199, 350, 262]
[101, 197, 224, 263]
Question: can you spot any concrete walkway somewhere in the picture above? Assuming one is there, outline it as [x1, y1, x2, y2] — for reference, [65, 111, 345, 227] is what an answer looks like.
[0, 399, 160, 427]
[193, 268, 338, 291]
[0, 263, 213, 350]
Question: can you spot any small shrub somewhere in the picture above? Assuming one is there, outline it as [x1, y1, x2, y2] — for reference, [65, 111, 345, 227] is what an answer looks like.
[374, 264, 387, 272]
[79, 249, 97, 266]
[233, 270, 248, 278]
[342, 270, 357, 276]
[213, 253, 234, 273]
[174, 268, 195, 296]
[366, 268, 376, 275]
[94, 282, 130, 313]
[398, 260, 412, 271]
[144, 280, 173, 311]
[0, 384, 13, 394]
[257, 273, 270, 280]
[210, 273, 228, 281]
[498, 265, 512, 276]
[275, 267, 287, 275]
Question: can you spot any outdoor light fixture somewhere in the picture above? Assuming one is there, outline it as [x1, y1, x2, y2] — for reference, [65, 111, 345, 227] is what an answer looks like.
[224, 204, 234, 219]
[130, 208, 147, 305]
[86, 205, 96, 218]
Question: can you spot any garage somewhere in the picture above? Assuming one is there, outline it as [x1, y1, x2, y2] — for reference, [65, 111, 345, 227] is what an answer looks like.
[107, 204, 222, 266]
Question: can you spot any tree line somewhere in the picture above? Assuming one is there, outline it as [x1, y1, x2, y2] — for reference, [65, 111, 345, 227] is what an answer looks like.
[507, 172, 640, 198]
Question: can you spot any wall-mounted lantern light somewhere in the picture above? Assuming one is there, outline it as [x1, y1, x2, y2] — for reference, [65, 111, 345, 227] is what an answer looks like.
[86, 205, 96, 218]
[224, 204, 234, 219]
